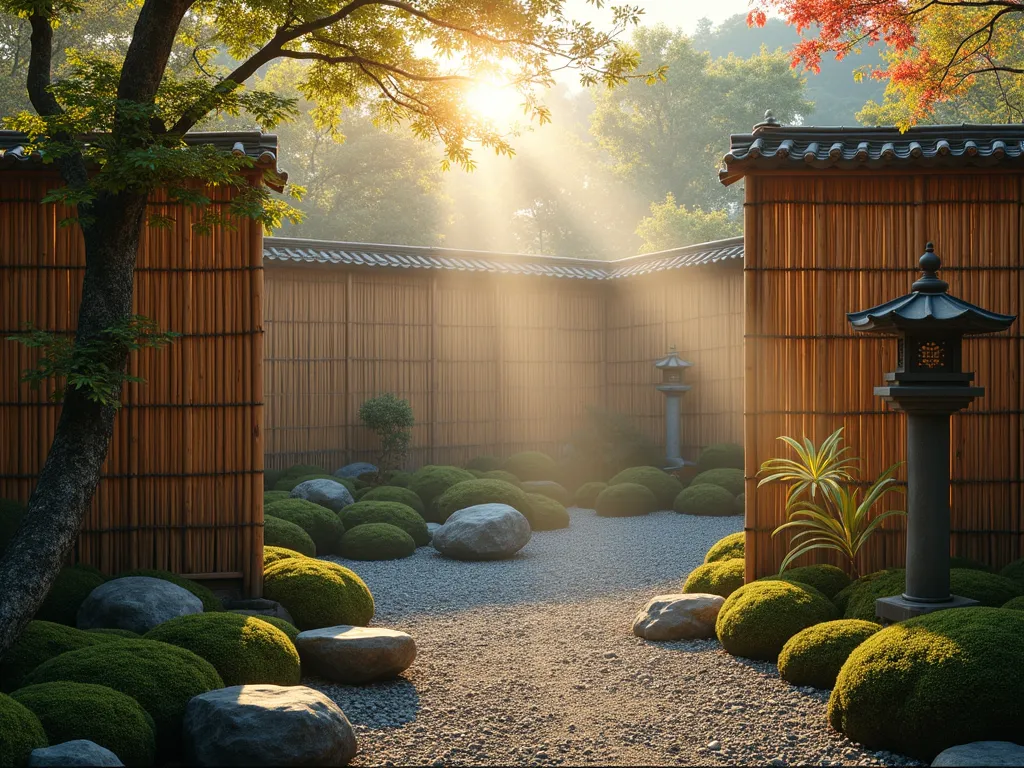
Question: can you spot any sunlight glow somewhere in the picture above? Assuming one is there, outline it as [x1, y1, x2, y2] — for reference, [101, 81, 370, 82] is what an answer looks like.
[464, 82, 522, 127]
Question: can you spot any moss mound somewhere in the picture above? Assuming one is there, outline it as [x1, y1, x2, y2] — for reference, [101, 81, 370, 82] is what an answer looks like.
[265, 498, 344, 554]
[829, 607, 1024, 760]
[113, 569, 222, 612]
[35, 565, 106, 626]
[263, 545, 306, 567]
[87, 628, 140, 638]
[253, 615, 300, 642]
[521, 481, 570, 506]
[359, 485, 426, 517]
[733, 492, 745, 516]
[696, 442, 744, 472]
[339, 523, 417, 561]
[594, 483, 657, 517]
[434, 479, 533, 524]
[762, 564, 852, 600]
[0, 499, 26, 557]
[24, 638, 223, 755]
[145, 612, 300, 687]
[0, 621, 117, 693]
[704, 532, 745, 564]
[574, 482, 607, 509]
[1001, 595, 1024, 611]
[683, 558, 745, 598]
[353, 487, 374, 500]
[263, 558, 374, 630]
[608, 466, 683, 509]
[526, 494, 570, 531]
[339, 500, 430, 546]
[0, 692, 47, 768]
[12, 682, 156, 767]
[673, 483, 736, 517]
[480, 469, 521, 487]
[408, 465, 476, 520]
[264, 468, 286, 491]
[777, 619, 880, 689]
[1000, 557, 1024, 584]
[716, 580, 838, 661]
[502, 451, 558, 482]
[690, 467, 745, 497]
[264, 514, 317, 556]
[466, 456, 503, 472]
[950, 556, 990, 571]
[263, 490, 291, 506]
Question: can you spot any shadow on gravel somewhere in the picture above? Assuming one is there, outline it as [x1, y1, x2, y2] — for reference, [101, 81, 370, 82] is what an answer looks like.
[306, 676, 421, 728]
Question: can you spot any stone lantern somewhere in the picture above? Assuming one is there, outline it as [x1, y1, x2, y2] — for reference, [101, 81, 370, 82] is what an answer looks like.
[654, 346, 693, 470]
[847, 243, 1016, 622]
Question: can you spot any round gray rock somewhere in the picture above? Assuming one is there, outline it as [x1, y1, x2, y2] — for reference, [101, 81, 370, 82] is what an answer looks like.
[333, 462, 377, 479]
[296, 626, 416, 684]
[932, 742, 1024, 767]
[632, 593, 725, 641]
[290, 479, 354, 513]
[425, 522, 442, 540]
[184, 684, 357, 766]
[431, 503, 532, 561]
[76, 576, 202, 634]
[29, 741, 124, 767]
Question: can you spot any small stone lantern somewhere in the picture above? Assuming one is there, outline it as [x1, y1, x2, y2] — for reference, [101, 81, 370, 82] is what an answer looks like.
[654, 346, 693, 470]
[847, 243, 1016, 622]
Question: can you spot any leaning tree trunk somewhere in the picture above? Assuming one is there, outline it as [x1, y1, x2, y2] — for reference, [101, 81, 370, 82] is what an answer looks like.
[0, 191, 147, 658]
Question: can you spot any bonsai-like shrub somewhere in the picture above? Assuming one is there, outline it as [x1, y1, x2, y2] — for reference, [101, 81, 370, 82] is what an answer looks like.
[0, 621, 115, 693]
[24, 639, 223, 754]
[716, 580, 838, 661]
[673, 484, 735, 517]
[466, 456, 502, 472]
[263, 490, 291, 505]
[608, 466, 683, 509]
[88, 628, 139, 638]
[761, 564, 852, 600]
[777, 619, 879, 689]
[358, 393, 414, 482]
[690, 467, 745, 497]
[0, 498, 26, 557]
[12, 681, 156, 767]
[145, 613, 300, 687]
[360, 485, 426, 517]
[0, 692, 47, 767]
[521, 481, 570, 505]
[525, 494, 570, 531]
[696, 442, 744, 473]
[594, 483, 657, 517]
[264, 514, 316, 556]
[263, 545, 306, 567]
[408, 465, 476, 519]
[480, 469, 521, 487]
[704, 532, 744, 564]
[265, 498, 344, 554]
[574, 482, 607, 509]
[262, 558, 374, 630]
[338, 501, 429, 546]
[829, 607, 1024, 760]
[34, 565, 106, 626]
[113, 569, 222, 613]
[434, 479, 533, 523]
[733, 492, 745, 516]
[502, 451, 558, 482]
[339, 523, 417, 561]
[683, 558, 745, 598]
[1002, 596, 1024, 611]
[1000, 556, 1024, 584]
[254, 615, 299, 641]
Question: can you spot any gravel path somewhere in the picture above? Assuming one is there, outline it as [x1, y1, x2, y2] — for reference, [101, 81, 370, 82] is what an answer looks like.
[311, 507, 921, 767]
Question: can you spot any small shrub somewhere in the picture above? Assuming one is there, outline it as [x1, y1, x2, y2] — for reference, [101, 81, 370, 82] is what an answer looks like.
[0, 498, 26, 557]
[673, 484, 735, 517]
[761, 564, 852, 600]
[704, 532, 744, 564]
[0, 621, 114, 693]
[264, 514, 316, 556]
[253, 615, 299, 642]
[466, 456, 503, 472]
[690, 467, 745, 497]
[265, 498, 344, 554]
[1001, 595, 1024, 611]
[1000, 556, 1024, 584]
[574, 482, 607, 509]
[263, 490, 290, 505]
[683, 558, 745, 598]
[408, 465, 476, 519]
[145, 613, 300, 687]
[338, 500, 430, 546]
[696, 442, 744, 472]
[777, 619, 879, 689]
[381, 470, 412, 488]
[733, 492, 745, 515]
[526, 494, 571, 531]
[359, 485, 426, 517]
[263, 545, 306, 567]
[11, 681, 156, 767]
[113, 569, 222, 612]
[434, 479, 533, 524]
[35, 565, 107, 626]
[0, 692, 48, 767]
[480, 469, 521, 486]
[502, 451, 558, 482]
[594, 483, 657, 517]
[262, 558, 374, 630]
[716, 580, 838, 661]
[339, 523, 417, 561]
[608, 466, 683, 509]
[359, 393, 415, 480]
[521, 481, 570, 505]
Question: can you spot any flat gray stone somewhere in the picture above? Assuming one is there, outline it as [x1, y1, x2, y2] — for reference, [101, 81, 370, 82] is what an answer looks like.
[290, 479, 354, 513]
[333, 462, 377, 479]
[296, 626, 416, 684]
[632, 593, 725, 641]
[431, 503, 531, 561]
[933, 742, 1024, 767]
[29, 741, 124, 767]
[184, 684, 357, 766]
[226, 598, 295, 624]
[77, 576, 202, 634]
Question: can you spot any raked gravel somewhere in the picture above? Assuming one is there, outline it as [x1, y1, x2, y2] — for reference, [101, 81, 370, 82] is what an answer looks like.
[309, 507, 922, 767]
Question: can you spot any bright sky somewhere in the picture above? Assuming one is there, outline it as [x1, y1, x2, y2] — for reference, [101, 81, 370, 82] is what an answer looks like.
[563, 0, 757, 33]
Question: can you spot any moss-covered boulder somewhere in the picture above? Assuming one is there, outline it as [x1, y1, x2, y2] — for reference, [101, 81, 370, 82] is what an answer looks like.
[704, 532, 744, 564]
[407, 466, 476, 519]
[673, 484, 736, 517]
[480, 469, 521, 487]
[11, 682, 156, 767]
[0, 692, 47, 767]
[502, 451, 558, 482]
[690, 467, 745, 497]
[716, 580, 838, 661]
[113, 569, 222, 613]
[263, 545, 306, 567]
[525, 494, 570, 531]
[696, 442, 744, 473]
[339, 523, 417, 561]
[338, 500, 430, 546]
[262, 558, 374, 630]
[264, 514, 317, 556]
[263, 490, 290, 506]
[683, 558, 745, 598]
[1001, 595, 1024, 611]
[521, 481, 570, 506]
[594, 483, 657, 517]
[254, 615, 300, 642]
[0, 621, 117, 693]
[35, 565, 106, 626]
[359, 485, 426, 517]
[434, 479, 533, 524]
[777, 619, 880, 689]
[465, 456, 503, 472]
[574, 482, 607, 509]
[1000, 557, 1024, 584]
[829, 607, 1024, 760]
[608, 466, 683, 509]
[145, 612, 300, 687]
[0, 499, 26, 557]
[23, 639, 223, 755]
[265, 498, 344, 554]
[761, 564, 852, 600]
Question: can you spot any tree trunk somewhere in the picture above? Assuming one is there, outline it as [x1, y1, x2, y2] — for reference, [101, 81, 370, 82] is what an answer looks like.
[0, 191, 147, 658]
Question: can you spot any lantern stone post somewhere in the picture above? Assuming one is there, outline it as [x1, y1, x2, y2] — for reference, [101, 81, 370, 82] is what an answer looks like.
[847, 243, 1016, 622]
[654, 346, 693, 470]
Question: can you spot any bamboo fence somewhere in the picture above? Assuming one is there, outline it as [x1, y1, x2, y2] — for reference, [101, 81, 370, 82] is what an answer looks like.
[0, 171, 264, 595]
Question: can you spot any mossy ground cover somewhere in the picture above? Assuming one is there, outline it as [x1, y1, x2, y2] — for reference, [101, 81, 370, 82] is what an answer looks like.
[263, 558, 374, 630]
[339, 522, 417, 560]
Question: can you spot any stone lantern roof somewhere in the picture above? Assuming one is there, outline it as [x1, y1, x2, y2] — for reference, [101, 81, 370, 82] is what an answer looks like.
[654, 346, 693, 370]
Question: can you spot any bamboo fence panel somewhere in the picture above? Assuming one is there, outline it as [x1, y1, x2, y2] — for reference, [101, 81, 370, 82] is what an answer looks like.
[744, 170, 1024, 579]
[0, 171, 264, 595]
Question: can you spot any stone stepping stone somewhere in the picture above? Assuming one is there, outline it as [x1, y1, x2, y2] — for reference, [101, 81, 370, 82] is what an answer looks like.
[295, 626, 416, 684]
